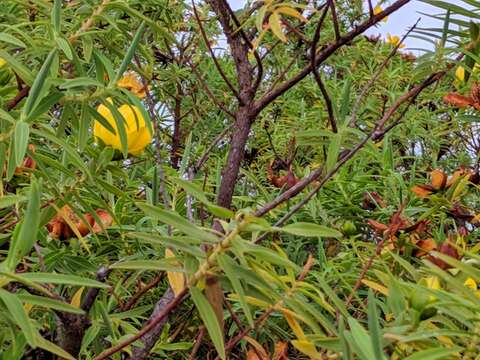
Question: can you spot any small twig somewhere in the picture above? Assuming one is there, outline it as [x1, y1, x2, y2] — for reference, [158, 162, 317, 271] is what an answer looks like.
[188, 326, 206, 360]
[194, 123, 234, 172]
[81, 266, 111, 312]
[368, 0, 374, 16]
[192, 0, 242, 103]
[6, 86, 30, 111]
[349, 20, 419, 127]
[189, 61, 236, 119]
[330, 0, 341, 41]
[122, 274, 164, 312]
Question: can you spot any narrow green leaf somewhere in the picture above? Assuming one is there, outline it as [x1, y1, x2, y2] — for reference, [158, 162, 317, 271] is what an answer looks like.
[17, 294, 85, 314]
[22, 50, 57, 117]
[52, 0, 62, 33]
[0, 195, 26, 209]
[280, 222, 342, 238]
[110, 259, 183, 272]
[367, 290, 386, 360]
[113, 21, 146, 84]
[326, 132, 341, 173]
[190, 287, 225, 359]
[14, 121, 29, 166]
[403, 347, 462, 360]
[0, 288, 37, 348]
[0, 33, 26, 48]
[6, 180, 40, 271]
[17, 273, 110, 288]
[36, 334, 75, 360]
[137, 203, 217, 242]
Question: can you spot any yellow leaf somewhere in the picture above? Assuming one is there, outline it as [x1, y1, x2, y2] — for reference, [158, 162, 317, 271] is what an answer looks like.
[24, 303, 33, 314]
[361, 279, 389, 296]
[281, 309, 305, 340]
[244, 336, 269, 359]
[291, 340, 322, 360]
[71, 286, 85, 308]
[275, 6, 307, 22]
[269, 11, 287, 42]
[165, 248, 186, 296]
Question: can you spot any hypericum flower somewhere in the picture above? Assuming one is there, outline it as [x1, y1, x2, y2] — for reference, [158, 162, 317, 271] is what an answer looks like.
[117, 72, 146, 98]
[373, 5, 388, 23]
[386, 33, 406, 48]
[0, 57, 6, 67]
[93, 99, 152, 156]
[464, 277, 480, 298]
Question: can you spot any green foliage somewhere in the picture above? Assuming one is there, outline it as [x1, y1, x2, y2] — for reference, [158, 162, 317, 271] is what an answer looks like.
[0, 0, 480, 359]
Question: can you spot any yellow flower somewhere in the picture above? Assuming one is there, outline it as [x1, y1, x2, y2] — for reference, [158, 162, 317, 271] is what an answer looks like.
[425, 276, 441, 290]
[386, 33, 406, 48]
[0, 57, 6, 67]
[117, 72, 146, 98]
[464, 277, 480, 298]
[374, 5, 388, 23]
[93, 99, 152, 156]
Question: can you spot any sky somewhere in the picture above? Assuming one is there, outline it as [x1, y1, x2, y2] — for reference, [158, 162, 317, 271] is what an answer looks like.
[227, 0, 467, 53]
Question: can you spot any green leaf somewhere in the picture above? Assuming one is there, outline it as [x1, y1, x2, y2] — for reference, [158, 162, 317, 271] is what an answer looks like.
[5, 180, 40, 271]
[60, 77, 102, 89]
[367, 290, 386, 360]
[0, 288, 37, 348]
[56, 37, 73, 60]
[347, 317, 375, 360]
[110, 259, 183, 272]
[22, 50, 57, 117]
[0, 33, 26, 48]
[218, 254, 253, 327]
[17, 293, 85, 314]
[269, 11, 287, 42]
[14, 121, 29, 166]
[137, 203, 217, 243]
[36, 334, 76, 360]
[52, 0, 62, 33]
[113, 21, 146, 84]
[0, 50, 33, 85]
[326, 132, 342, 173]
[0, 195, 26, 209]
[280, 222, 342, 238]
[17, 273, 110, 288]
[403, 347, 462, 360]
[190, 287, 225, 359]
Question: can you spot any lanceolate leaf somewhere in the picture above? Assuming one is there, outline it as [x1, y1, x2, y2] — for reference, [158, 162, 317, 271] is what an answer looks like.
[190, 287, 225, 360]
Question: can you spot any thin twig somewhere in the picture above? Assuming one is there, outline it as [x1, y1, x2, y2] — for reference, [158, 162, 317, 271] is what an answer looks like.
[122, 274, 164, 312]
[349, 20, 419, 127]
[188, 326, 206, 360]
[194, 123, 234, 172]
[192, 0, 242, 103]
[330, 0, 341, 41]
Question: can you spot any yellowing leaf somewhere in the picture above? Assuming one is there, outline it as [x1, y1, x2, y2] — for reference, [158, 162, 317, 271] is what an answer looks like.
[244, 336, 269, 359]
[281, 309, 305, 340]
[24, 303, 33, 314]
[291, 340, 322, 360]
[361, 279, 389, 296]
[269, 11, 287, 42]
[165, 248, 185, 296]
[70, 286, 84, 308]
[275, 6, 307, 22]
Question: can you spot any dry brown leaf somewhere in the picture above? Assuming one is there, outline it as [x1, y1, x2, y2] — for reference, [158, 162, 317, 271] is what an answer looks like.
[443, 93, 475, 108]
[411, 184, 434, 198]
[431, 169, 447, 190]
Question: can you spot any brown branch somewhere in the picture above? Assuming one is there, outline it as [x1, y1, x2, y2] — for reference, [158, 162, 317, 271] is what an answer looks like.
[94, 287, 188, 360]
[6, 86, 30, 111]
[253, 0, 411, 114]
[330, 0, 341, 41]
[188, 326, 206, 360]
[192, 0, 242, 103]
[254, 67, 447, 221]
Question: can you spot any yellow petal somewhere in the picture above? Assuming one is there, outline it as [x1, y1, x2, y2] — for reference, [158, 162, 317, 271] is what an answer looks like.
[117, 72, 146, 98]
[0, 57, 6, 68]
[165, 248, 185, 296]
[464, 277, 477, 290]
[374, 5, 388, 22]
